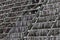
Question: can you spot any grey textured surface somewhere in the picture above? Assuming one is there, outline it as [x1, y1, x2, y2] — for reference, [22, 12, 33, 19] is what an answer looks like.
[0, 0, 60, 40]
